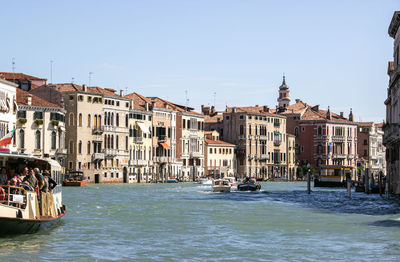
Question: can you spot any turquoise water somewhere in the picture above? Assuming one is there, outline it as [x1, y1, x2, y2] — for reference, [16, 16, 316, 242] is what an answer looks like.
[1, 182, 400, 261]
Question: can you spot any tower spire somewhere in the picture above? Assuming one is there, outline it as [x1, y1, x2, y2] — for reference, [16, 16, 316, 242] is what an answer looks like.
[277, 74, 290, 109]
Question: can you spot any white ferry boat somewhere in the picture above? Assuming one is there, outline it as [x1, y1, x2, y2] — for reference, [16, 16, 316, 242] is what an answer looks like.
[0, 152, 66, 234]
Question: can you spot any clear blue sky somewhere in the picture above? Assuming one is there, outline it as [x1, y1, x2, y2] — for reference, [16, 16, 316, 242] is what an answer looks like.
[1, 0, 398, 122]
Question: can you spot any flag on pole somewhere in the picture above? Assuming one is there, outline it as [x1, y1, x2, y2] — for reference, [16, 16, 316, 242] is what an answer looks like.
[0, 129, 15, 147]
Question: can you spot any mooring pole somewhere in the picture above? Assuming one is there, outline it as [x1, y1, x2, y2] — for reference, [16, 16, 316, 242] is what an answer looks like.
[385, 177, 389, 199]
[346, 173, 351, 197]
[364, 168, 369, 194]
[307, 170, 311, 194]
[379, 171, 383, 197]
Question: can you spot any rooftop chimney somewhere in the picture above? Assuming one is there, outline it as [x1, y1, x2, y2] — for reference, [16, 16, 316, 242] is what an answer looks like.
[60, 96, 64, 108]
[349, 108, 353, 122]
[311, 105, 319, 111]
[82, 84, 87, 92]
[295, 99, 300, 103]
[340, 112, 344, 118]
[120, 89, 124, 97]
[263, 106, 269, 112]
[145, 102, 149, 111]
[326, 106, 331, 120]
[27, 94, 32, 105]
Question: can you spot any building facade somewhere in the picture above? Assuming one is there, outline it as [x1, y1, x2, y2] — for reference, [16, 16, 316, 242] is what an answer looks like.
[15, 89, 66, 165]
[204, 131, 236, 178]
[384, 11, 400, 194]
[220, 106, 288, 179]
[287, 134, 296, 180]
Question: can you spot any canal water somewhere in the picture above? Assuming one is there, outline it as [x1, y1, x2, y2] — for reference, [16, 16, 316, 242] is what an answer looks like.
[1, 182, 400, 261]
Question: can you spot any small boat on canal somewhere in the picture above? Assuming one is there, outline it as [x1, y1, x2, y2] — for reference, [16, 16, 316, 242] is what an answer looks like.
[0, 152, 66, 234]
[314, 165, 352, 188]
[167, 178, 179, 183]
[63, 171, 88, 187]
[198, 177, 213, 185]
[237, 178, 261, 191]
[212, 179, 231, 192]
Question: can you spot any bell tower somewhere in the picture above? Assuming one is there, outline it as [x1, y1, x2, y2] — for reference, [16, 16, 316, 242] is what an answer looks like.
[277, 75, 290, 108]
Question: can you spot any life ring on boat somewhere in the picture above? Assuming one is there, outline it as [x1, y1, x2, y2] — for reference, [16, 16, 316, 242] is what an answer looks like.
[0, 187, 5, 201]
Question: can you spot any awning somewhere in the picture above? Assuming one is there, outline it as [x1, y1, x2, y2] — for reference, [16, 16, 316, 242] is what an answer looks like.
[274, 132, 281, 135]
[137, 122, 150, 134]
[159, 142, 170, 150]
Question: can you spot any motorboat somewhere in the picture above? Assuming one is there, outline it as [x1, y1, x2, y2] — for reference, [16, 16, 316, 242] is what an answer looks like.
[198, 177, 213, 185]
[237, 179, 261, 191]
[212, 179, 231, 192]
[63, 171, 88, 186]
[0, 152, 66, 234]
[224, 177, 238, 188]
[167, 178, 179, 183]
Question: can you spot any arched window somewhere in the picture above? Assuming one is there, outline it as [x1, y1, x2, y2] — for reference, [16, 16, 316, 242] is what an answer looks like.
[317, 126, 322, 136]
[104, 113, 107, 125]
[111, 135, 114, 149]
[116, 113, 119, 127]
[111, 113, 114, 126]
[125, 114, 128, 127]
[87, 141, 91, 154]
[239, 125, 244, 135]
[35, 130, 41, 149]
[78, 113, 82, 127]
[69, 113, 74, 126]
[94, 115, 97, 128]
[88, 114, 91, 127]
[125, 136, 128, 150]
[51, 131, 57, 149]
[294, 127, 299, 137]
[78, 140, 82, 154]
[98, 115, 102, 128]
[19, 129, 25, 149]
[116, 135, 119, 149]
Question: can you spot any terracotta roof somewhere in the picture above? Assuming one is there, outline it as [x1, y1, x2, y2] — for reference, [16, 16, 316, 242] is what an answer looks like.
[124, 92, 152, 110]
[47, 83, 122, 97]
[0, 72, 46, 81]
[205, 139, 235, 146]
[280, 99, 309, 114]
[357, 122, 374, 127]
[301, 107, 352, 123]
[147, 96, 203, 115]
[225, 106, 283, 117]
[375, 123, 384, 128]
[205, 114, 223, 123]
[16, 89, 61, 108]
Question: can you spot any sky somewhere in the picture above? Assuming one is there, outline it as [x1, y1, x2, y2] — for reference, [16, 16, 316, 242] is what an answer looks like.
[1, 0, 398, 122]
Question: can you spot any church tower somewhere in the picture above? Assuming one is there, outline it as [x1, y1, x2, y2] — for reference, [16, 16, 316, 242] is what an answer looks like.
[277, 75, 290, 109]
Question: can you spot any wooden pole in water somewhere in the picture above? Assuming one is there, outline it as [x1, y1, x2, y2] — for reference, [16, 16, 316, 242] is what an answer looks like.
[379, 171, 383, 197]
[307, 169, 311, 194]
[385, 176, 389, 199]
[364, 168, 369, 194]
[346, 173, 351, 197]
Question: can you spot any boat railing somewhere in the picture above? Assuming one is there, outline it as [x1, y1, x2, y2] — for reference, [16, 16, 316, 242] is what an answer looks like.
[0, 185, 27, 209]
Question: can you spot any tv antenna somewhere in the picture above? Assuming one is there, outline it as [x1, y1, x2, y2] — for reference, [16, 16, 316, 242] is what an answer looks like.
[12, 58, 15, 73]
[185, 90, 189, 107]
[71, 77, 75, 84]
[213, 92, 216, 107]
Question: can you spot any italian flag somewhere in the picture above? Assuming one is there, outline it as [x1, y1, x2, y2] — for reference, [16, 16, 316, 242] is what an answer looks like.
[0, 129, 15, 147]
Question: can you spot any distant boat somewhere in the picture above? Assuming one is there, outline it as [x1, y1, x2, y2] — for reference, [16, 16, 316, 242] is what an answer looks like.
[212, 179, 231, 193]
[198, 177, 213, 185]
[237, 179, 261, 191]
[167, 178, 179, 183]
[63, 171, 88, 187]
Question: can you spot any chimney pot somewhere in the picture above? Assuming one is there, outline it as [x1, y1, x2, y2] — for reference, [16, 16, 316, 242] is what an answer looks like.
[27, 94, 32, 105]
[120, 90, 124, 97]
[340, 112, 344, 117]
[82, 84, 87, 92]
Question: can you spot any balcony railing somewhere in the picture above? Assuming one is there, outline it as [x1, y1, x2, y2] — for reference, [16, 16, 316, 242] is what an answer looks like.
[92, 126, 104, 135]
[259, 135, 268, 141]
[153, 156, 170, 163]
[274, 140, 281, 146]
[104, 149, 118, 157]
[190, 151, 203, 158]
[92, 152, 105, 161]
[332, 153, 346, 159]
[56, 148, 68, 155]
[129, 159, 148, 166]
[158, 135, 167, 142]
[238, 135, 246, 140]
[133, 137, 144, 143]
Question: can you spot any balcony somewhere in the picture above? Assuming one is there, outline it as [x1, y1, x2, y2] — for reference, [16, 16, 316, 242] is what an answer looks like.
[259, 135, 268, 141]
[92, 153, 105, 161]
[238, 135, 246, 140]
[258, 154, 268, 161]
[158, 135, 167, 142]
[332, 135, 345, 141]
[92, 126, 104, 135]
[129, 159, 148, 166]
[383, 123, 400, 145]
[274, 140, 281, 146]
[190, 151, 203, 158]
[347, 154, 355, 159]
[104, 149, 118, 158]
[56, 148, 68, 155]
[154, 156, 170, 163]
[133, 137, 144, 143]
[248, 154, 254, 160]
[332, 153, 346, 159]
[274, 122, 280, 128]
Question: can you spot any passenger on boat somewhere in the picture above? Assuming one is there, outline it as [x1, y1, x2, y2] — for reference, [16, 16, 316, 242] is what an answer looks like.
[43, 170, 57, 192]
[0, 167, 7, 185]
[8, 172, 22, 186]
[7, 168, 16, 181]
[34, 168, 45, 191]
[22, 169, 38, 189]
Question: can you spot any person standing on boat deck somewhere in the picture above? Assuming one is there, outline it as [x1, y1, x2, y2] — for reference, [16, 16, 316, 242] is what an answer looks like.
[7, 168, 16, 181]
[43, 170, 57, 192]
[34, 168, 45, 191]
[23, 169, 38, 189]
[20, 167, 29, 182]
[0, 168, 8, 185]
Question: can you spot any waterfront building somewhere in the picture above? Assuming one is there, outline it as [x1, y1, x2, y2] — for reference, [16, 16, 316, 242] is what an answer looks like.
[280, 100, 358, 178]
[34, 83, 130, 183]
[384, 11, 400, 194]
[15, 89, 66, 166]
[286, 133, 296, 180]
[218, 106, 288, 179]
[0, 79, 17, 151]
[204, 131, 236, 178]
[357, 122, 386, 180]
[124, 93, 153, 183]
[0, 72, 47, 91]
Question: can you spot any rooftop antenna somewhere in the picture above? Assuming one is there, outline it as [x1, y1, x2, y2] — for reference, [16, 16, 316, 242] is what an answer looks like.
[185, 90, 189, 107]
[50, 60, 54, 84]
[89, 72, 93, 86]
[71, 77, 75, 84]
[12, 58, 15, 73]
